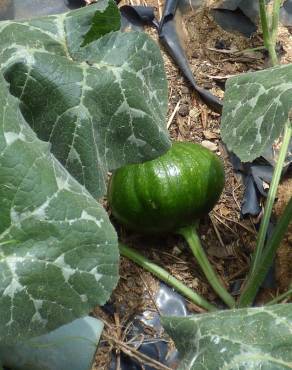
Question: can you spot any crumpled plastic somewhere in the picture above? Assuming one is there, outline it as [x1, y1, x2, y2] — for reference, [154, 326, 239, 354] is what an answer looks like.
[108, 283, 188, 369]
[119, 0, 223, 113]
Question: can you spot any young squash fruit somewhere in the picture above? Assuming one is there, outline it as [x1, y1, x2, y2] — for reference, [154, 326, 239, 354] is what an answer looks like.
[108, 142, 235, 308]
[108, 142, 225, 234]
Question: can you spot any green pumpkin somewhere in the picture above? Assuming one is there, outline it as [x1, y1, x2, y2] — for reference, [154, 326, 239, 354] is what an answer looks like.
[108, 142, 225, 234]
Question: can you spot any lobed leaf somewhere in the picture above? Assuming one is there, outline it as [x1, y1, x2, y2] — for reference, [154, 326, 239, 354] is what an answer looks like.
[162, 304, 292, 370]
[0, 0, 170, 342]
[0, 0, 170, 197]
[221, 64, 292, 162]
[0, 64, 119, 342]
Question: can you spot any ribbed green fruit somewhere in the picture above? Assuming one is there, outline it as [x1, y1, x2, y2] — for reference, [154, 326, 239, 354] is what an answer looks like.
[108, 142, 225, 234]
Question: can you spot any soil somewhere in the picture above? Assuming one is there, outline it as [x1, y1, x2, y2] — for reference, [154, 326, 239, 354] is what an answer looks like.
[92, 1, 292, 368]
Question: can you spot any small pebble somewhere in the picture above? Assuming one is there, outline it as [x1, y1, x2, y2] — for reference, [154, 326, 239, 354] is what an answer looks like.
[178, 104, 189, 117]
[214, 39, 230, 50]
[192, 51, 200, 58]
[201, 140, 218, 152]
[203, 82, 213, 89]
[181, 86, 190, 94]
[203, 130, 219, 140]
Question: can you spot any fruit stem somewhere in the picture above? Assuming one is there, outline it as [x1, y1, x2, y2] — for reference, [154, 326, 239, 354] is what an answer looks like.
[178, 225, 236, 308]
[119, 243, 217, 312]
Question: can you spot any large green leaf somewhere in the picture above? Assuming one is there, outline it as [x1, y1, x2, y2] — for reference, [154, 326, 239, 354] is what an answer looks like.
[0, 0, 170, 343]
[162, 304, 292, 370]
[0, 73, 119, 342]
[221, 64, 292, 162]
[0, 0, 170, 197]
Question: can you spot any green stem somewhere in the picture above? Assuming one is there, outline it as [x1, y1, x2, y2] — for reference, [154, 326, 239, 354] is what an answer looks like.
[259, 0, 271, 49]
[119, 243, 217, 312]
[266, 287, 292, 306]
[178, 226, 236, 308]
[238, 196, 292, 307]
[271, 0, 282, 46]
[249, 120, 292, 278]
[0, 239, 17, 247]
[259, 0, 278, 66]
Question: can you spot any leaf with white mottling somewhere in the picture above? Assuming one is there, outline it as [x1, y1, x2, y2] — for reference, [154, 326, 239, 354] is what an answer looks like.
[0, 0, 170, 197]
[162, 304, 292, 370]
[0, 73, 119, 342]
[221, 64, 292, 162]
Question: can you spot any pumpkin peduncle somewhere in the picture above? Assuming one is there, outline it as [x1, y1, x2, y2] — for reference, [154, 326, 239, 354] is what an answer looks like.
[178, 225, 236, 308]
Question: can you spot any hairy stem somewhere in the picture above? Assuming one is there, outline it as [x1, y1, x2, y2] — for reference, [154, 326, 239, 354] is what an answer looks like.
[119, 243, 217, 312]
[239, 197, 292, 307]
[178, 225, 235, 308]
[259, 0, 278, 65]
[249, 120, 292, 277]
[239, 119, 292, 307]
[271, 0, 282, 46]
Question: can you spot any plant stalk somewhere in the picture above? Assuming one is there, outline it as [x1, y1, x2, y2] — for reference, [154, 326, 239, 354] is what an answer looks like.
[178, 226, 236, 308]
[266, 287, 292, 306]
[271, 0, 282, 46]
[239, 196, 292, 307]
[119, 243, 217, 312]
[249, 119, 292, 278]
[258, 0, 279, 66]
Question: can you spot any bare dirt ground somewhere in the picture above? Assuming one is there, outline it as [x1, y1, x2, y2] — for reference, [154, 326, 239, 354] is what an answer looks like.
[93, 1, 292, 368]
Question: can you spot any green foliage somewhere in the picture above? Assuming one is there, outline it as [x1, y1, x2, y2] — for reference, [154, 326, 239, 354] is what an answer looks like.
[0, 0, 170, 198]
[0, 73, 119, 342]
[163, 304, 292, 370]
[0, 1, 170, 342]
[221, 64, 292, 162]
[81, 0, 120, 46]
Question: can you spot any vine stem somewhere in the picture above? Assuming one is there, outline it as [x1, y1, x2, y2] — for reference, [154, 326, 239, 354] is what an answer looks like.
[266, 287, 292, 306]
[259, 0, 271, 49]
[249, 120, 292, 277]
[271, 0, 283, 46]
[259, 0, 280, 66]
[178, 226, 236, 308]
[239, 119, 292, 307]
[119, 243, 217, 312]
[239, 197, 292, 307]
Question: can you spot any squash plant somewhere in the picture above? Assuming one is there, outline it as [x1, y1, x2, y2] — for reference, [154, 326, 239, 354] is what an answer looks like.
[0, 0, 170, 344]
[0, 0, 291, 369]
[107, 1, 292, 368]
